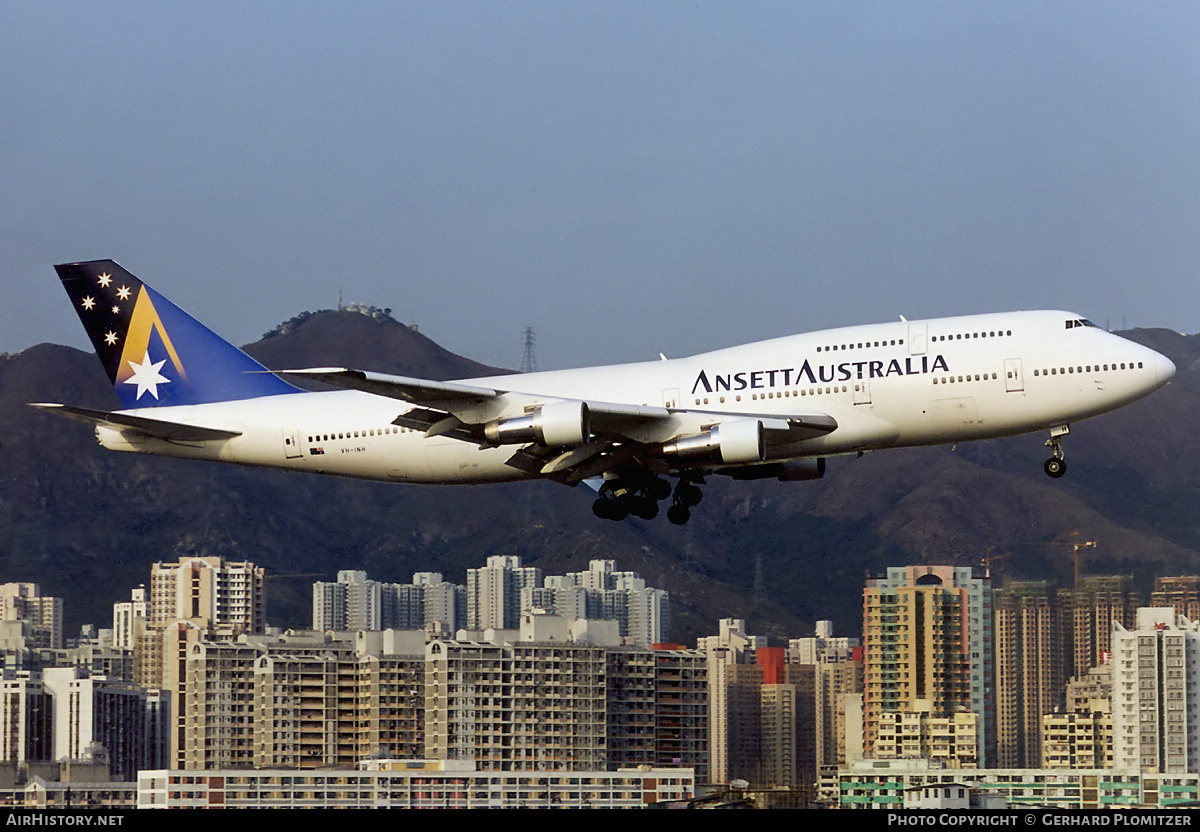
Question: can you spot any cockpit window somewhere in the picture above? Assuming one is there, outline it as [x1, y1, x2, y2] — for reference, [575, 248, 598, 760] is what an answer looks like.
[1065, 319, 1099, 329]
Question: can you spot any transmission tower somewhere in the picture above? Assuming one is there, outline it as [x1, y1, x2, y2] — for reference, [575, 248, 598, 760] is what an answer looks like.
[520, 326, 538, 373]
[753, 553, 766, 612]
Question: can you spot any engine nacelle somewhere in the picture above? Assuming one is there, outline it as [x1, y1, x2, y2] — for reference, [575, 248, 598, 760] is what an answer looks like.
[720, 458, 826, 481]
[661, 419, 765, 465]
[483, 401, 590, 447]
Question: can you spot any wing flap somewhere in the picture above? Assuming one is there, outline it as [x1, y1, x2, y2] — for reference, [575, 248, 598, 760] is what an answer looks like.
[30, 403, 242, 442]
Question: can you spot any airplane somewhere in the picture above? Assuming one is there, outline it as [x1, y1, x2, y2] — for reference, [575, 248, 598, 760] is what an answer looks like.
[34, 260, 1176, 526]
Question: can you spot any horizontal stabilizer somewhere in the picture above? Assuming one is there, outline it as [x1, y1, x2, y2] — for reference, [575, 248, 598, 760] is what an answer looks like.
[30, 403, 241, 442]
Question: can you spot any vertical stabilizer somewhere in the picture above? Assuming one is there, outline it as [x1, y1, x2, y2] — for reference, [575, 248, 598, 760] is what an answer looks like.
[55, 260, 299, 408]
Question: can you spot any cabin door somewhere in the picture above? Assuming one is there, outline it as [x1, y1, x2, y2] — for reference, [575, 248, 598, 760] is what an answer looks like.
[1004, 359, 1024, 393]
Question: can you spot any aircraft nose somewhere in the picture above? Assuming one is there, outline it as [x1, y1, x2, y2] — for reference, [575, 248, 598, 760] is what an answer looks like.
[1155, 351, 1177, 386]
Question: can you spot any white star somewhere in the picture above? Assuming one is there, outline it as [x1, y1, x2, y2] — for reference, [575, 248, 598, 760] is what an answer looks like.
[116, 285, 131, 301]
[81, 296, 95, 311]
[124, 352, 170, 400]
[97, 273, 112, 287]
[111, 305, 120, 314]
[104, 331, 118, 346]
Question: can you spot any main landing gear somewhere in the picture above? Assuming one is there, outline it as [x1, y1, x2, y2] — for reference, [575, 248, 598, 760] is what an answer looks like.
[592, 474, 704, 525]
[1043, 425, 1069, 479]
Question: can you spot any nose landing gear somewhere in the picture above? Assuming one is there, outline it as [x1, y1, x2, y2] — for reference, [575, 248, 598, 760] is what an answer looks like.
[1043, 425, 1069, 478]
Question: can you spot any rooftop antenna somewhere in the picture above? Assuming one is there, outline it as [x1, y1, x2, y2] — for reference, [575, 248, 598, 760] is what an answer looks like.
[520, 326, 537, 373]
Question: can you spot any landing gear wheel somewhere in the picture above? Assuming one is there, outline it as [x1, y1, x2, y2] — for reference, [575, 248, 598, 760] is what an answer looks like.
[667, 504, 691, 525]
[1044, 457, 1066, 479]
[630, 496, 659, 520]
[1043, 425, 1069, 479]
[676, 482, 703, 507]
[648, 477, 673, 502]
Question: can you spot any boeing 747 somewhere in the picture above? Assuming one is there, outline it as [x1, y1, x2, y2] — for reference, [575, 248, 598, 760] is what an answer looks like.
[34, 260, 1176, 525]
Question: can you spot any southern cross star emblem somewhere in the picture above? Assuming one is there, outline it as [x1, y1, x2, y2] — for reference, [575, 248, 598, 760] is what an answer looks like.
[104, 331, 118, 346]
[97, 273, 112, 288]
[81, 296, 95, 311]
[116, 285, 131, 301]
[125, 352, 170, 400]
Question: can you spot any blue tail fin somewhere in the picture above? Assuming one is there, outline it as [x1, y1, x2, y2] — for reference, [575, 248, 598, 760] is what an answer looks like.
[55, 260, 299, 408]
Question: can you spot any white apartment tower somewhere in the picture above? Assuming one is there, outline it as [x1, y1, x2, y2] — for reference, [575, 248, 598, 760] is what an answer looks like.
[1110, 608, 1200, 772]
[467, 556, 542, 631]
[313, 570, 381, 631]
[0, 583, 63, 650]
[113, 586, 148, 651]
[42, 666, 150, 781]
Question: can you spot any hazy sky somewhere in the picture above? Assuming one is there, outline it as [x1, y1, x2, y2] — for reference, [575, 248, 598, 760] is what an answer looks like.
[5, 2, 1199, 371]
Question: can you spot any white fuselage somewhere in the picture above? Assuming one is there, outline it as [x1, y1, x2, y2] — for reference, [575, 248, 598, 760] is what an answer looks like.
[95, 310, 1175, 483]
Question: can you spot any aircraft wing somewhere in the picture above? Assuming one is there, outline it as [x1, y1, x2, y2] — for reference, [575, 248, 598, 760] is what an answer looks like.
[30, 403, 242, 442]
[276, 366, 837, 480]
[273, 368, 500, 410]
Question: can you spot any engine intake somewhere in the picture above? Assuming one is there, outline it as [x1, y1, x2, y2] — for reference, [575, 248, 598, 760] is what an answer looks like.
[661, 419, 765, 465]
[483, 401, 590, 448]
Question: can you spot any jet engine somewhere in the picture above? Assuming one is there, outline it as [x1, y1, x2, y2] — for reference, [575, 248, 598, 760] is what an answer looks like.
[661, 419, 765, 465]
[483, 401, 590, 447]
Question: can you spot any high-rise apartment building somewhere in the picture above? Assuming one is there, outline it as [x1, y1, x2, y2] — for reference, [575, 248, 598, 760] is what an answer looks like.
[0, 670, 52, 764]
[1060, 575, 1138, 679]
[700, 619, 764, 784]
[138, 556, 265, 690]
[994, 580, 1065, 767]
[424, 628, 607, 770]
[466, 556, 542, 631]
[790, 622, 863, 787]
[313, 570, 381, 631]
[0, 583, 63, 650]
[413, 572, 463, 635]
[523, 560, 669, 645]
[147, 556, 265, 633]
[862, 566, 992, 763]
[112, 586, 147, 651]
[650, 646, 709, 781]
[1110, 608, 1200, 772]
[1151, 576, 1200, 623]
[42, 667, 149, 781]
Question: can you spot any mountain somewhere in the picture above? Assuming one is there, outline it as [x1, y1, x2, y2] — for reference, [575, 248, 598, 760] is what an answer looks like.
[2, 310, 1198, 644]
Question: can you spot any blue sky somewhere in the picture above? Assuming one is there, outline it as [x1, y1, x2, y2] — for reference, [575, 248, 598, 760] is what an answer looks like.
[5, 2, 1199, 371]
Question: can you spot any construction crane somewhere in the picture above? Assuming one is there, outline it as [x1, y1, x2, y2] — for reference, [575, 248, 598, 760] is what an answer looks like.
[1017, 536, 1098, 589]
[980, 547, 1015, 579]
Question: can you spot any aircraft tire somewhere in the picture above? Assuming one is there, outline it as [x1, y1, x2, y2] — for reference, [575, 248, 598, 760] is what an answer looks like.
[632, 497, 659, 520]
[1044, 457, 1066, 478]
[648, 477, 672, 501]
[678, 483, 703, 507]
